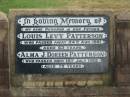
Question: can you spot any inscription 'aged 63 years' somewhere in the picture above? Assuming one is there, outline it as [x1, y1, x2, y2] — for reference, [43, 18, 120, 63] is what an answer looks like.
[16, 16, 109, 74]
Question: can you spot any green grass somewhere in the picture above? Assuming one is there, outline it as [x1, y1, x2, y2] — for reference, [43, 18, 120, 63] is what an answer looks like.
[0, 0, 130, 13]
[0, 0, 70, 13]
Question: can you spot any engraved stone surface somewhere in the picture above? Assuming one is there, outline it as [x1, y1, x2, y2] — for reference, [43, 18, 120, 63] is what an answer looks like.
[16, 15, 109, 74]
[9, 9, 114, 97]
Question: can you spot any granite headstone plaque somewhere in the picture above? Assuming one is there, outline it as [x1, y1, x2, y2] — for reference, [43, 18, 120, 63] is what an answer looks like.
[16, 15, 109, 74]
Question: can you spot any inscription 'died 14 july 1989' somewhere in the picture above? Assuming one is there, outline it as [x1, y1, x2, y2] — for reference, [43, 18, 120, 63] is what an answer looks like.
[16, 16, 109, 74]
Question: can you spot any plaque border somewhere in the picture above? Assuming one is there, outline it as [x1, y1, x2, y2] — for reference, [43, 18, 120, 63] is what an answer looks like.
[15, 15, 109, 74]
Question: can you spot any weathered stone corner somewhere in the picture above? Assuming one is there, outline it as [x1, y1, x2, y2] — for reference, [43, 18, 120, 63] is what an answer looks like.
[0, 11, 9, 97]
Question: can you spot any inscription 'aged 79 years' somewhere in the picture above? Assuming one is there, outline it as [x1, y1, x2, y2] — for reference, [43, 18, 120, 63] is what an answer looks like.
[16, 16, 109, 74]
